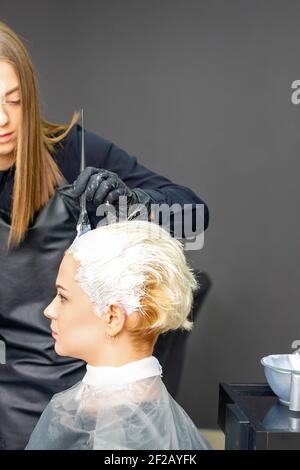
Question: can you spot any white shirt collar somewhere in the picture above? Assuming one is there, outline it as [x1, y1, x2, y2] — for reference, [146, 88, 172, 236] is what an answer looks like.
[82, 356, 163, 386]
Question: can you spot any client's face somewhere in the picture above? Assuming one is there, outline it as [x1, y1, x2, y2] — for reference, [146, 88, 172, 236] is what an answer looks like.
[44, 253, 104, 361]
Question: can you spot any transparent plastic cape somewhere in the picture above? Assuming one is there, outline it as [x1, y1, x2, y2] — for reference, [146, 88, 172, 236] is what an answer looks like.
[26, 376, 210, 450]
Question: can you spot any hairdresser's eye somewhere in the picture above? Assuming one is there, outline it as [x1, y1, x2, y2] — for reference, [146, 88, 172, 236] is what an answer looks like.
[6, 99, 21, 106]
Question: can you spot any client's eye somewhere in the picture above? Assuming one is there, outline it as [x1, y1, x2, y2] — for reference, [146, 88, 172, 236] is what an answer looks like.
[57, 293, 67, 304]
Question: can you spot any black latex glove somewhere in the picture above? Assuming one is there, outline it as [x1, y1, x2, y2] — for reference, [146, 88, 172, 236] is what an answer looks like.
[73, 167, 153, 217]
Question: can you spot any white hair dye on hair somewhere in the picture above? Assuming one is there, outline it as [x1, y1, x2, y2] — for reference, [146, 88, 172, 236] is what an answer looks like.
[67, 229, 147, 315]
[66, 221, 198, 332]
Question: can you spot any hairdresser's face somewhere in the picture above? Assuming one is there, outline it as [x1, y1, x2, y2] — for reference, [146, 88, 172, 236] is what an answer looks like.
[0, 61, 21, 170]
[44, 253, 106, 362]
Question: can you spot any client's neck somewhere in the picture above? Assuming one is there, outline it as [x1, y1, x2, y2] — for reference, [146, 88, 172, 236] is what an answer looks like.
[86, 336, 153, 367]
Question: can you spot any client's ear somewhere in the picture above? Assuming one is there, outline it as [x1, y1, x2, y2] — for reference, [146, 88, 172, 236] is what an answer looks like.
[104, 304, 126, 337]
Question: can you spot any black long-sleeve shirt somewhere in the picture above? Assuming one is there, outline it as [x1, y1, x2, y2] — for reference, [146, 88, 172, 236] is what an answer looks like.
[0, 124, 209, 232]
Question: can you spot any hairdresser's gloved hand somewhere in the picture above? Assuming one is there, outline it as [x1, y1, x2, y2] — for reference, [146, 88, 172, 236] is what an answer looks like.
[73, 167, 153, 216]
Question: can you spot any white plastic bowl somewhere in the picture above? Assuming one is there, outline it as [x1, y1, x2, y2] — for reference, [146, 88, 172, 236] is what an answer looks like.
[261, 354, 300, 406]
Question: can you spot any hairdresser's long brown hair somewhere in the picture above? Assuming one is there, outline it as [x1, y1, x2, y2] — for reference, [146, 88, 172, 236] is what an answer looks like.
[0, 21, 80, 248]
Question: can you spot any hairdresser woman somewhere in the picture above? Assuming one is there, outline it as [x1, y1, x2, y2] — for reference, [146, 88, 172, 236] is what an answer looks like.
[0, 21, 209, 450]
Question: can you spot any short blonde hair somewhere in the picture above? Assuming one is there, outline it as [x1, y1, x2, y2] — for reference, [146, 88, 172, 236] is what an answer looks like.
[67, 220, 199, 343]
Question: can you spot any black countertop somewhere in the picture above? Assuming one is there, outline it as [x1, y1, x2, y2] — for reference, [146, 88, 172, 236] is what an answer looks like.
[218, 383, 300, 449]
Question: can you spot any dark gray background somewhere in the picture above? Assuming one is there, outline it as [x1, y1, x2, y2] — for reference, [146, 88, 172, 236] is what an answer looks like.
[2, 0, 299, 429]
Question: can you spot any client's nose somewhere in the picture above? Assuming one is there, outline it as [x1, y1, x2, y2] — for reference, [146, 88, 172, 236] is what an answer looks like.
[44, 299, 58, 320]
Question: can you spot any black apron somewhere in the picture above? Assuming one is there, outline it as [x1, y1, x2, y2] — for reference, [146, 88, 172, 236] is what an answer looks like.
[0, 182, 86, 449]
